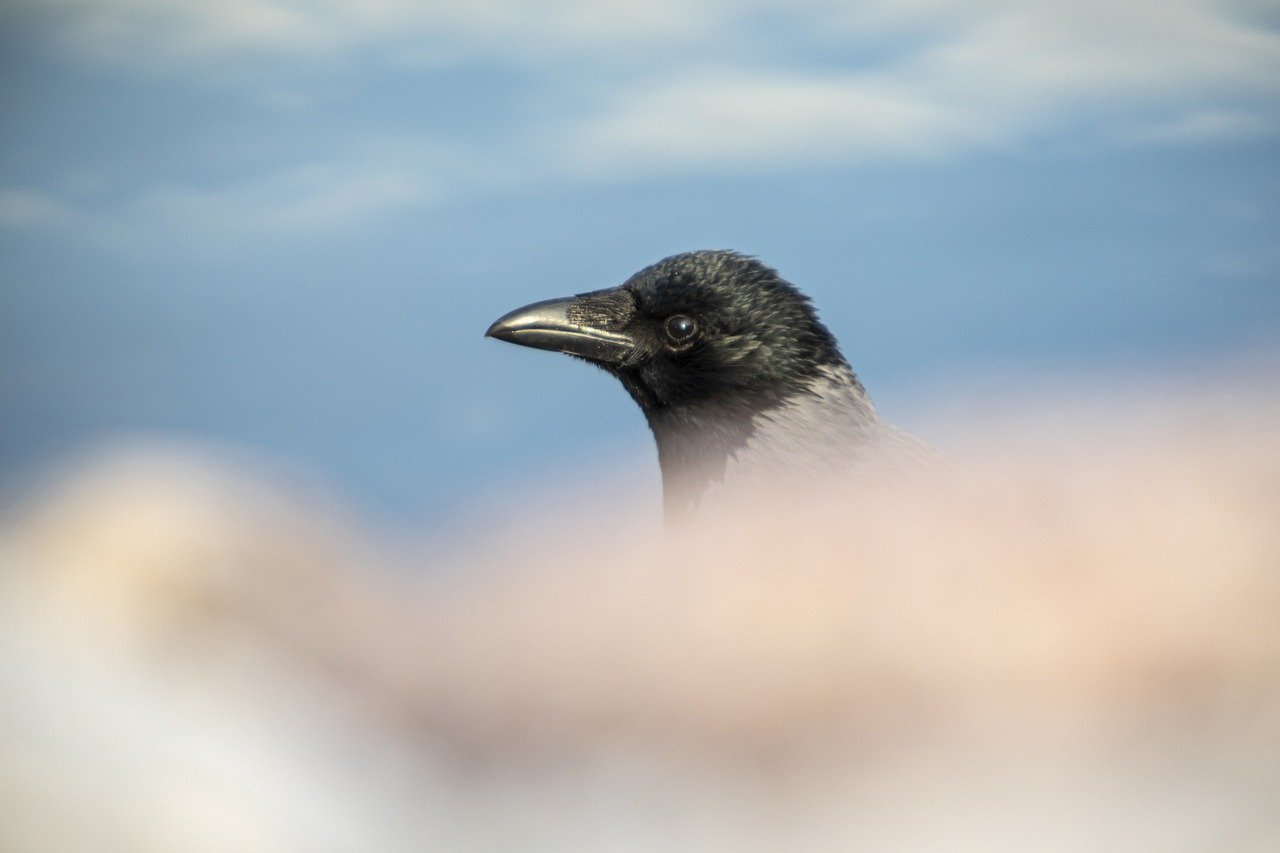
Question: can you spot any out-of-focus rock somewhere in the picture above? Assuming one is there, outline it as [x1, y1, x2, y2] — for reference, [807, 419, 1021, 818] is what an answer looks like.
[2, 389, 1279, 851]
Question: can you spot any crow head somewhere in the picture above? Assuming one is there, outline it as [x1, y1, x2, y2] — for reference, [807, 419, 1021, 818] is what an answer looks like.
[487, 251, 849, 418]
[487, 251, 868, 520]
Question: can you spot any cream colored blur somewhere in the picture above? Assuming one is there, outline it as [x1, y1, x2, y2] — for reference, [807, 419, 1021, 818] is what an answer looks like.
[1, 383, 1278, 851]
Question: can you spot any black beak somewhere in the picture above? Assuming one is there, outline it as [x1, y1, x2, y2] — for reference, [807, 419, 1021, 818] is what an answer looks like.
[485, 289, 637, 364]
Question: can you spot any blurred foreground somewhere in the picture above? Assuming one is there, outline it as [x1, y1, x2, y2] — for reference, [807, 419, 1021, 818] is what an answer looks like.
[2, 379, 1279, 851]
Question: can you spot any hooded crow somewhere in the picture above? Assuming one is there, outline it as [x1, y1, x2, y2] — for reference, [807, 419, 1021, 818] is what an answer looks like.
[486, 250, 935, 522]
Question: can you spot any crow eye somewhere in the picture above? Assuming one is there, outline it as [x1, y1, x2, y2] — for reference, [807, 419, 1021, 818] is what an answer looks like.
[664, 314, 699, 346]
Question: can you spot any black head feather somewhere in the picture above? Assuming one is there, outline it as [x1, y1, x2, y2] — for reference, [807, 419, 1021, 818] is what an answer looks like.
[604, 251, 851, 417]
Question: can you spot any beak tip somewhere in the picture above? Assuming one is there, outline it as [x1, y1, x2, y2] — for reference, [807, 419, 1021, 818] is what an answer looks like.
[484, 318, 511, 341]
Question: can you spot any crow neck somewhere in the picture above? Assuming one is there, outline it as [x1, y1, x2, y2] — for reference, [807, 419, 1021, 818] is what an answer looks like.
[644, 396, 773, 524]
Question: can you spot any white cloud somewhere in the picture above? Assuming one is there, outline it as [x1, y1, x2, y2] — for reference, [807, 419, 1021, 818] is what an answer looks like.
[1118, 110, 1277, 145]
[0, 189, 82, 229]
[125, 162, 433, 237]
[35, 0, 716, 67]
[902, 1, 1280, 101]
[37, 0, 1279, 91]
[9, 0, 1279, 239]
[0, 157, 438, 252]
[562, 70, 992, 175]
[559, 0, 1280, 176]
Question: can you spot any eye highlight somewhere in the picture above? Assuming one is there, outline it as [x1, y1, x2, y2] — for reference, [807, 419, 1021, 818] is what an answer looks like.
[663, 314, 699, 346]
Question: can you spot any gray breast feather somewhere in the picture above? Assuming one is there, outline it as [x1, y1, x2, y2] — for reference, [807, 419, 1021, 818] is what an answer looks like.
[684, 365, 944, 514]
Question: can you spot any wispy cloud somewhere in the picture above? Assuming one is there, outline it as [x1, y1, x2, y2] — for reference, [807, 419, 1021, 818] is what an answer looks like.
[564, 1, 1280, 176]
[35, 0, 1280, 91]
[0, 154, 439, 254]
[1117, 110, 1279, 145]
[899, 1, 1280, 116]
[0, 189, 82, 229]
[124, 162, 433, 237]
[562, 70, 993, 175]
[36, 0, 716, 67]
[9, 0, 1279, 241]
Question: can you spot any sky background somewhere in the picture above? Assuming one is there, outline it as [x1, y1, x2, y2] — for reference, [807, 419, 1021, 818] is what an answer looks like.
[2, 0, 1278, 528]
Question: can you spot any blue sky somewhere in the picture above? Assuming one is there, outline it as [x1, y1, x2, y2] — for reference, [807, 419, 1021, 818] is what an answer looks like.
[2, 0, 1278, 525]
